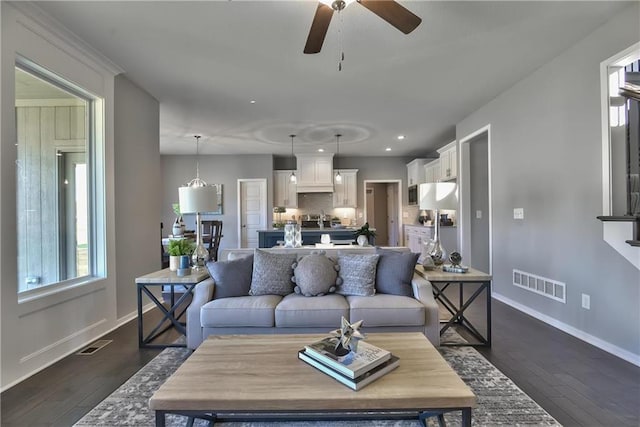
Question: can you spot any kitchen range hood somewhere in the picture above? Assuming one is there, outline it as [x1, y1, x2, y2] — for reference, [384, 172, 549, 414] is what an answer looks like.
[295, 153, 334, 193]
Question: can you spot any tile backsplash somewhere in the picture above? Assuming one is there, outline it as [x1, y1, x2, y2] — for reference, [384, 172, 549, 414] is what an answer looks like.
[278, 193, 357, 225]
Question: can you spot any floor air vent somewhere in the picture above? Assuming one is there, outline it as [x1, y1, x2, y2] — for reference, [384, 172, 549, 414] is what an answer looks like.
[76, 340, 112, 355]
[513, 269, 566, 303]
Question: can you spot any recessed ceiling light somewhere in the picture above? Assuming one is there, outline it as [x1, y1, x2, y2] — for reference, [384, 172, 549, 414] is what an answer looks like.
[385, 147, 392, 152]
[317, 148, 324, 152]
[397, 135, 405, 140]
[250, 100, 256, 104]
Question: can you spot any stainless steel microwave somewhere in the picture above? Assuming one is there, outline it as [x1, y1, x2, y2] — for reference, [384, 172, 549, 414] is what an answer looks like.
[408, 185, 418, 205]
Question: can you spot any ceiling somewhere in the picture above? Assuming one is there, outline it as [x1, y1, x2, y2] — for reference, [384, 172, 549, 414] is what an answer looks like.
[34, 1, 629, 157]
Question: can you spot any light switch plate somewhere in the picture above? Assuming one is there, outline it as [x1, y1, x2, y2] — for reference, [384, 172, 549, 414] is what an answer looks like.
[476, 210, 482, 219]
[582, 293, 591, 310]
[513, 208, 524, 219]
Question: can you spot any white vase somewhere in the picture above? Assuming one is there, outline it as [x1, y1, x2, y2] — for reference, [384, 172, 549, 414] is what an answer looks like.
[357, 235, 368, 246]
[172, 218, 183, 236]
[283, 223, 296, 248]
[169, 256, 181, 271]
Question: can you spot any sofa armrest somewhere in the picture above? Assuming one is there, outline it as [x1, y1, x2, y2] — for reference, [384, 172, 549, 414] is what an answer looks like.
[186, 278, 215, 350]
[411, 273, 440, 347]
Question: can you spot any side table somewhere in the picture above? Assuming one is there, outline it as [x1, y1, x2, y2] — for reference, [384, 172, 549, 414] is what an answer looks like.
[415, 265, 492, 347]
[135, 268, 209, 348]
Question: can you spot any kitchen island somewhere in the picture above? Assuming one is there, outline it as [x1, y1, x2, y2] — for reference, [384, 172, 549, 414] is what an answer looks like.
[257, 228, 375, 248]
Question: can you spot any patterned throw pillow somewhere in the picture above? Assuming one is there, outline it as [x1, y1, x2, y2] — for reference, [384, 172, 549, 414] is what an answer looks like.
[249, 249, 297, 296]
[335, 253, 380, 296]
[205, 254, 254, 299]
[375, 248, 419, 297]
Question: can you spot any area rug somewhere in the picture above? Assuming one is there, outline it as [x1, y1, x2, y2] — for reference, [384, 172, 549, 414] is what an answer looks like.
[75, 331, 560, 426]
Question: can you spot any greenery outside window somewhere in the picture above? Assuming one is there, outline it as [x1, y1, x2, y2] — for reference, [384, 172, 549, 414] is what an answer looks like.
[15, 61, 102, 294]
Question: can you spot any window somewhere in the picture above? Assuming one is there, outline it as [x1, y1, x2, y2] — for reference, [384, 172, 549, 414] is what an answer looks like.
[15, 61, 101, 293]
[602, 44, 640, 217]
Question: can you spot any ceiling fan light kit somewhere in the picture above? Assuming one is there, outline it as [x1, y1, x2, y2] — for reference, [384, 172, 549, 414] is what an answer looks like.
[304, 0, 422, 55]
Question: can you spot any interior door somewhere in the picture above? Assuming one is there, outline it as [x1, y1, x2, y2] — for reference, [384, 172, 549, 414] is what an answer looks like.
[387, 183, 399, 246]
[239, 179, 267, 248]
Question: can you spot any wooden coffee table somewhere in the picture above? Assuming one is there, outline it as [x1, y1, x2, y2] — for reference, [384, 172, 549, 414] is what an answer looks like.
[150, 333, 476, 426]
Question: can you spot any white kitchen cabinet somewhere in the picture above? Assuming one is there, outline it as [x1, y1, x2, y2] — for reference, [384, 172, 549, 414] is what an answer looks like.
[296, 153, 334, 192]
[274, 170, 297, 208]
[333, 169, 358, 208]
[404, 225, 433, 254]
[437, 141, 457, 181]
[406, 158, 428, 187]
[423, 159, 441, 183]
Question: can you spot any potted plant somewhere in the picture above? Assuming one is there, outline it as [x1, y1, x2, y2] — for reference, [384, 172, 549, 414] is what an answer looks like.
[353, 222, 376, 246]
[167, 239, 195, 271]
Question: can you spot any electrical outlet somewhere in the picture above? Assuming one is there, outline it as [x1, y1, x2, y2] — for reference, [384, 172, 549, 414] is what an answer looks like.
[402, 211, 409, 218]
[513, 208, 524, 220]
[476, 210, 482, 219]
[581, 293, 591, 310]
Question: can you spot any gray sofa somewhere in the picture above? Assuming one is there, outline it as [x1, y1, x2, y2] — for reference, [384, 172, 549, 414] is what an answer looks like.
[186, 246, 440, 350]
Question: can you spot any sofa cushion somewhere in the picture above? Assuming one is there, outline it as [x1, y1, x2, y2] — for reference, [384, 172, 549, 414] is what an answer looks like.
[347, 294, 425, 327]
[335, 253, 380, 296]
[201, 295, 282, 327]
[249, 249, 297, 296]
[292, 253, 339, 297]
[375, 248, 419, 297]
[205, 254, 253, 299]
[275, 293, 349, 327]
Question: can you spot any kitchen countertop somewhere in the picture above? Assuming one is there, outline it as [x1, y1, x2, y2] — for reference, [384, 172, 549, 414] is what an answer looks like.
[258, 227, 366, 232]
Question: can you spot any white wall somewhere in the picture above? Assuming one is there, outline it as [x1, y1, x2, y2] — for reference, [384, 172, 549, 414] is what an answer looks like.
[456, 3, 640, 363]
[1, 5, 162, 389]
[1, 3, 120, 389]
[114, 75, 160, 319]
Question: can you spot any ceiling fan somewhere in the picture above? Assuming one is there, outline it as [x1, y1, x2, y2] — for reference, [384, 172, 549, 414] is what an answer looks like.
[304, 0, 422, 54]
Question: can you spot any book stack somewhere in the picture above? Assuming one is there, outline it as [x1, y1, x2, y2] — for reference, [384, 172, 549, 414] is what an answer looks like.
[298, 336, 399, 390]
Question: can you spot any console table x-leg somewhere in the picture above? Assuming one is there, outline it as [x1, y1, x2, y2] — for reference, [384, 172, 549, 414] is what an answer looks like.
[135, 268, 209, 349]
[415, 265, 492, 347]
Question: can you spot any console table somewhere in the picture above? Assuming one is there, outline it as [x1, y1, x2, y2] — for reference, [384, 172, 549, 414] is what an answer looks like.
[415, 265, 492, 347]
[136, 268, 209, 348]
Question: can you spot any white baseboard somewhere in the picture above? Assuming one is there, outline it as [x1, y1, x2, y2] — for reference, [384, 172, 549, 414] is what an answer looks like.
[1, 302, 157, 392]
[493, 292, 640, 367]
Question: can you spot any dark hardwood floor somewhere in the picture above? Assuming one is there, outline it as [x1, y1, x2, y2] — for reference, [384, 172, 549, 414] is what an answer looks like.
[1, 297, 639, 426]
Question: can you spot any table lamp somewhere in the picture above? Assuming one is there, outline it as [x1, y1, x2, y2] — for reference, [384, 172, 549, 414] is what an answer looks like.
[179, 136, 218, 270]
[419, 182, 458, 265]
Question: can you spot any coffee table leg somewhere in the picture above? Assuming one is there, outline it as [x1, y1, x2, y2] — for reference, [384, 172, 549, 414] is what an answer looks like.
[462, 407, 472, 427]
[155, 410, 166, 427]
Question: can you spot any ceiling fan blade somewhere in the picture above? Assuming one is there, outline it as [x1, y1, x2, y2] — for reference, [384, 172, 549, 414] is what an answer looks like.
[304, 3, 334, 54]
[357, 0, 421, 34]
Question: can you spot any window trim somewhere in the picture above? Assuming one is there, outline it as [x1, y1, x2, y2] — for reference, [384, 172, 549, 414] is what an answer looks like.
[15, 56, 106, 299]
[600, 42, 640, 215]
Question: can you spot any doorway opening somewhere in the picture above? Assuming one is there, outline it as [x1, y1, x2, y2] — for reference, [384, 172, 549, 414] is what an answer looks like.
[363, 180, 402, 247]
[459, 125, 493, 274]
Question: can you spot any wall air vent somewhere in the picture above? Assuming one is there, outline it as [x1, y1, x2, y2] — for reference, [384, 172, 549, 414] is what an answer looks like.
[76, 339, 112, 355]
[513, 269, 566, 303]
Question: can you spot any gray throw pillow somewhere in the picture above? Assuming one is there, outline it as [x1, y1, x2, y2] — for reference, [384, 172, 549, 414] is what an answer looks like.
[205, 254, 254, 299]
[292, 253, 339, 297]
[375, 248, 419, 297]
[335, 254, 380, 296]
[249, 249, 297, 296]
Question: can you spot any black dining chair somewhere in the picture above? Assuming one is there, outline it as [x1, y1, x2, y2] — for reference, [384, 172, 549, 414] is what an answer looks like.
[201, 220, 223, 262]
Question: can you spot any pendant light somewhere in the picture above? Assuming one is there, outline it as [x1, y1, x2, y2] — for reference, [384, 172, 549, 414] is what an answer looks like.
[334, 133, 342, 183]
[178, 135, 218, 270]
[289, 134, 297, 183]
